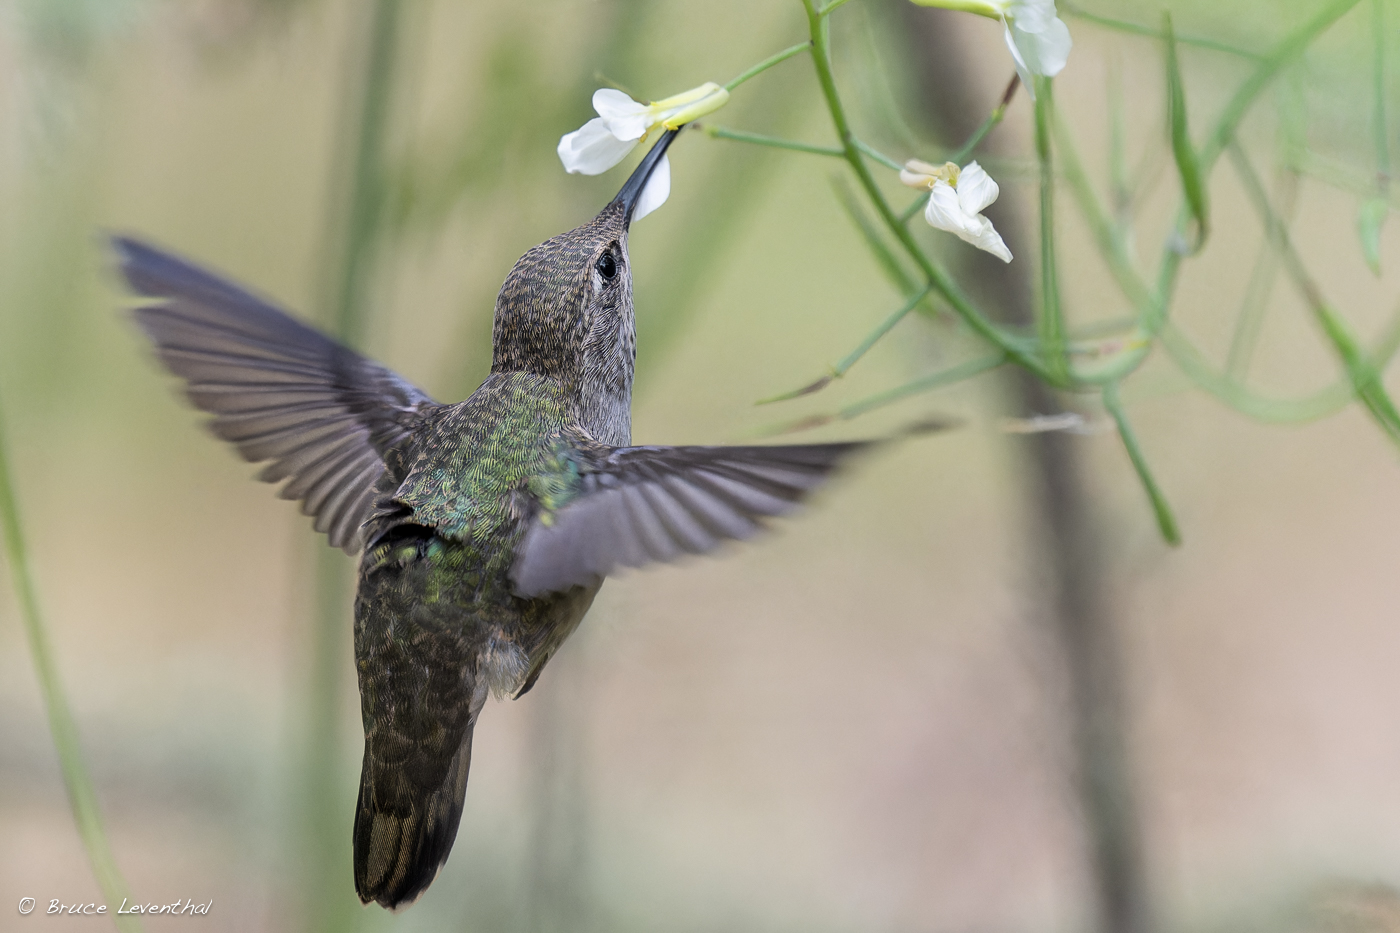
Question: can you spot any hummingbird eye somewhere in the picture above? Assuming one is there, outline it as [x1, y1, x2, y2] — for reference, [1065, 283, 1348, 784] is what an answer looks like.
[595, 251, 617, 280]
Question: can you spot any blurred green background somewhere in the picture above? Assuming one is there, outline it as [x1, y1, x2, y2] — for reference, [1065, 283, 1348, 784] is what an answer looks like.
[2, 0, 1399, 931]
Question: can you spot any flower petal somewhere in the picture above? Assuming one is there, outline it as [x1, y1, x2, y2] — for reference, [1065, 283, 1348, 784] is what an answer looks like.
[964, 217, 1013, 262]
[925, 180, 1012, 262]
[956, 161, 999, 215]
[900, 167, 934, 189]
[558, 117, 638, 175]
[593, 88, 651, 141]
[926, 180, 976, 237]
[631, 153, 670, 222]
[1010, 6, 1071, 78]
[1002, 16, 1035, 97]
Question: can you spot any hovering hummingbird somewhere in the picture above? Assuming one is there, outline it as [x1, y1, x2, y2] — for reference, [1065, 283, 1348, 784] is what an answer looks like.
[115, 130, 871, 909]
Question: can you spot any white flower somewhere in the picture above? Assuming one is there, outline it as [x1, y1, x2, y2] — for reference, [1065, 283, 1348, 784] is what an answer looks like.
[557, 82, 728, 222]
[557, 83, 728, 176]
[900, 159, 1012, 262]
[908, 0, 1071, 95]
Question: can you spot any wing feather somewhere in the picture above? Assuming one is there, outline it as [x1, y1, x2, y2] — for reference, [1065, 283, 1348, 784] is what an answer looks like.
[511, 442, 870, 597]
[114, 235, 439, 551]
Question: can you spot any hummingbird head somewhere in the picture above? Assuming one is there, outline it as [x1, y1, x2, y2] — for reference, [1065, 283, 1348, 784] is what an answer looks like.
[490, 130, 678, 446]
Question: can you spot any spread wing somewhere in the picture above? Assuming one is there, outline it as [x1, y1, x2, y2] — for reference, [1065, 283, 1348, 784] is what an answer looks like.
[511, 442, 870, 597]
[114, 235, 440, 552]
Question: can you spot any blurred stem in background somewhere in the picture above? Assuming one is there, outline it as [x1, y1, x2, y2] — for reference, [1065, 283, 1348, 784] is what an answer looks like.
[0, 4, 143, 929]
[0, 399, 143, 933]
[298, 1, 403, 930]
[897, 8, 1153, 933]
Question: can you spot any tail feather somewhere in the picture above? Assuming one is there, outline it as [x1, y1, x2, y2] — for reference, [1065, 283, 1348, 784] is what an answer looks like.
[353, 728, 474, 909]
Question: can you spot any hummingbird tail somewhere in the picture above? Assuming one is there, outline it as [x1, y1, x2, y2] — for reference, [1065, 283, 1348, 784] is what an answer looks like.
[352, 727, 475, 910]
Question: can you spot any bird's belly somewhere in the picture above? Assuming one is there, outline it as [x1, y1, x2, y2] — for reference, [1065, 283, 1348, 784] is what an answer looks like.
[477, 581, 601, 698]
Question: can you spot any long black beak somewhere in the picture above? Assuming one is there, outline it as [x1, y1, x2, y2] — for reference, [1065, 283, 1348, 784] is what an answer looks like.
[610, 128, 680, 226]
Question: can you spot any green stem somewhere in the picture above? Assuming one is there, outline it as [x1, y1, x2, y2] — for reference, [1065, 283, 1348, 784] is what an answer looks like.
[1198, 0, 1362, 170]
[1108, 57, 1130, 219]
[834, 177, 920, 296]
[854, 138, 905, 171]
[800, 0, 1047, 378]
[900, 191, 931, 224]
[951, 73, 1020, 164]
[841, 353, 1006, 418]
[1060, 2, 1265, 60]
[1102, 383, 1181, 545]
[1229, 139, 1400, 444]
[703, 125, 844, 158]
[725, 41, 812, 92]
[0, 397, 143, 933]
[1052, 106, 1160, 361]
[1141, 0, 1361, 340]
[1225, 169, 1297, 378]
[818, 0, 856, 15]
[760, 280, 932, 404]
[835, 284, 934, 376]
[303, 1, 403, 931]
[1055, 87, 1400, 421]
[1289, 149, 1400, 206]
[1035, 79, 1069, 383]
[1228, 140, 1328, 316]
[1373, 0, 1391, 189]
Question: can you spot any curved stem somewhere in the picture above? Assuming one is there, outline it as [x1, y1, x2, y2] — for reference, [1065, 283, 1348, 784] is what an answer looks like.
[1060, 2, 1266, 60]
[1035, 80, 1069, 383]
[704, 125, 843, 158]
[1102, 383, 1181, 545]
[0, 397, 143, 932]
[800, 0, 1049, 378]
[725, 41, 812, 92]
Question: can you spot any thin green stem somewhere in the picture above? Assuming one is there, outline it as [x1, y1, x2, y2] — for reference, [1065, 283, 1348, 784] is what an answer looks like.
[703, 125, 844, 158]
[1289, 149, 1400, 207]
[855, 138, 905, 171]
[1228, 140, 1326, 315]
[1035, 79, 1069, 383]
[841, 353, 1006, 417]
[1108, 56, 1130, 219]
[800, 0, 1046, 378]
[724, 41, 812, 92]
[0, 397, 143, 933]
[1198, 0, 1362, 170]
[303, 1, 402, 931]
[1159, 324, 1346, 422]
[1145, 0, 1362, 340]
[1052, 106, 1158, 328]
[818, 0, 856, 15]
[1226, 168, 1297, 378]
[1229, 138, 1400, 443]
[952, 73, 1020, 164]
[1373, 0, 1391, 189]
[1102, 383, 1181, 545]
[757, 283, 932, 404]
[1060, 2, 1265, 60]
[900, 191, 930, 224]
[836, 285, 934, 376]
[833, 177, 920, 296]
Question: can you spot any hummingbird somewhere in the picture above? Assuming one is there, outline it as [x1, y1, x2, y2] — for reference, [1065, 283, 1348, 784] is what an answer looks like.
[115, 130, 871, 909]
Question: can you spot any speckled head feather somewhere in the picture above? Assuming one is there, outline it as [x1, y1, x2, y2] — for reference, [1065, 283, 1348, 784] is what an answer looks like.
[489, 129, 677, 377]
[490, 129, 678, 446]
